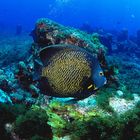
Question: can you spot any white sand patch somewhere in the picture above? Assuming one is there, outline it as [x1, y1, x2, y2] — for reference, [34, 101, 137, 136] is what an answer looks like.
[109, 95, 140, 114]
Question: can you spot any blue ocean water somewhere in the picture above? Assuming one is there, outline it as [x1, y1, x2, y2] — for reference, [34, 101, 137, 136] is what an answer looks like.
[0, 1, 140, 140]
[0, 0, 140, 34]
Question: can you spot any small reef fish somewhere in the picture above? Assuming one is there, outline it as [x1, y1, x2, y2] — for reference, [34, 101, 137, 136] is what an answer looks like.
[36, 44, 107, 100]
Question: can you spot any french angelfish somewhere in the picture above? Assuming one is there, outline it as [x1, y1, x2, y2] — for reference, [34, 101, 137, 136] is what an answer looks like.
[35, 44, 107, 100]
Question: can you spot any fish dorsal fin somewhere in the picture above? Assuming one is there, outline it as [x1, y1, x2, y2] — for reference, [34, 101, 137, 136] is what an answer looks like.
[39, 44, 81, 65]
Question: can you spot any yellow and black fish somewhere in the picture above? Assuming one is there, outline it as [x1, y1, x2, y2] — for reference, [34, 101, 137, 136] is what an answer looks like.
[36, 44, 107, 99]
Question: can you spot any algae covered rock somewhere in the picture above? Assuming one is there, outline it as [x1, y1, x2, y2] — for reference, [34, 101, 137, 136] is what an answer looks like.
[31, 18, 105, 54]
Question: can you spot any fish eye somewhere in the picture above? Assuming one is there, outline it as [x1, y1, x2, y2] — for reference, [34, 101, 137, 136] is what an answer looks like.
[99, 72, 104, 76]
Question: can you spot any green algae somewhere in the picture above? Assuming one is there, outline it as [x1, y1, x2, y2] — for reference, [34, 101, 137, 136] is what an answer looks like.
[32, 101, 100, 138]
[0, 98, 140, 140]
[14, 105, 52, 140]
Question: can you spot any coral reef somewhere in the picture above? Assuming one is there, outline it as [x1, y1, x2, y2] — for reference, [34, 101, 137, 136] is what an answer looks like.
[0, 34, 32, 67]
[0, 89, 12, 104]
[0, 18, 140, 139]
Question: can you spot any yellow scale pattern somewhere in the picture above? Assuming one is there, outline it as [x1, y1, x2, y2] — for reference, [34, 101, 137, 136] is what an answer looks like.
[42, 50, 92, 96]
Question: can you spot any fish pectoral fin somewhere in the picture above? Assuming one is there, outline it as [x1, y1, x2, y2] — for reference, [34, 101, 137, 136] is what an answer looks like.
[87, 84, 93, 89]
[81, 76, 96, 91]
[88, 84, 98, 90]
